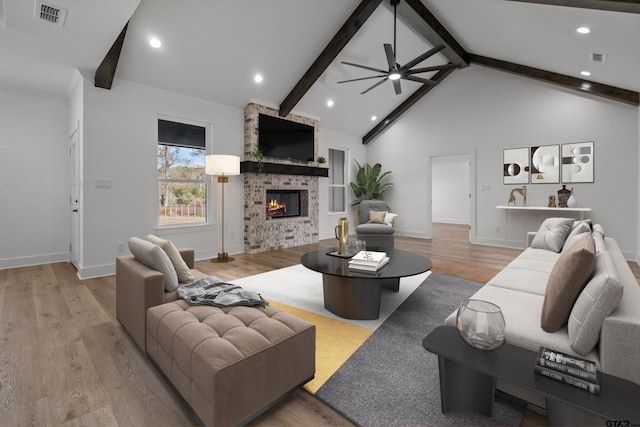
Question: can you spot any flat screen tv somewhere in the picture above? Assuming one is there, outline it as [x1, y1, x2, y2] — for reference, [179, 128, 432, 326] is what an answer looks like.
[258, 114, 314, 162]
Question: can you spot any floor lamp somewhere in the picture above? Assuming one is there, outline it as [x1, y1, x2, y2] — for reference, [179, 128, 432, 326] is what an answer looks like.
[206, 154, 240, 263]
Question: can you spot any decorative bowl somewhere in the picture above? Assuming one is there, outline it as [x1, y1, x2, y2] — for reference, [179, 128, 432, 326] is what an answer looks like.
[456, 299, 506, 351]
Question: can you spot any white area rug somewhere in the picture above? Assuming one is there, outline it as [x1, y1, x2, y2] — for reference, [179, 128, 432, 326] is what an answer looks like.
[232, 264, 431, 330]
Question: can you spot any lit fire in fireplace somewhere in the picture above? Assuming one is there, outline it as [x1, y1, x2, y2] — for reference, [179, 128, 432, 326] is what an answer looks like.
[267, 199, 287, 217]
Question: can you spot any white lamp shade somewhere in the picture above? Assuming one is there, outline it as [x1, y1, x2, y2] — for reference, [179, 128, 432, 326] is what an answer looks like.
[206, 155, 240, 176]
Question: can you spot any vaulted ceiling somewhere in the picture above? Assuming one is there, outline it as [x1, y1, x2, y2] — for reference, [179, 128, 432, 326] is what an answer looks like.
[1, 0, 638, 143]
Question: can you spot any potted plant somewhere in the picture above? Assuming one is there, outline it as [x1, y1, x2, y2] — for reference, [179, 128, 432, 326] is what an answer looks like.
[349, 160, 393, 207]
[251, 150, 264, 173]
[317, 156, 326, 165]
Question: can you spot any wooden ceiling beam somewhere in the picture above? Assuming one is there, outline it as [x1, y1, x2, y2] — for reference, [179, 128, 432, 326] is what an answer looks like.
[95, 22, 129, 90]
[469, 54, 640, 106]
[278, 0, 383, 117]
[396, 0, 469, 66]
[505, 0, 640, 14]
[362, 67, 456, 145]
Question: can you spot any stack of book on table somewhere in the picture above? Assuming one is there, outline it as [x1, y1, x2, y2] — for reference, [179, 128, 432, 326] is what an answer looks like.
[348, 251, 389, 272]
[534, 346, 600, 394]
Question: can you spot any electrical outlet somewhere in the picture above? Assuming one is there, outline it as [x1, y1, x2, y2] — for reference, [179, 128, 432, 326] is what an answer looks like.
[96, 179, 112, 189]
[481, 185, 491, 191]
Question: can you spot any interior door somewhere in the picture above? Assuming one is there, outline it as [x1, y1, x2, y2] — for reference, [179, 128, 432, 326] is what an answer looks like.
[69, 127, 80, 268]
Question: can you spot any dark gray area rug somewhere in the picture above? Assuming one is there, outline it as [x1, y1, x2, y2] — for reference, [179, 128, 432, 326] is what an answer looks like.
[315, 272, 526, 427]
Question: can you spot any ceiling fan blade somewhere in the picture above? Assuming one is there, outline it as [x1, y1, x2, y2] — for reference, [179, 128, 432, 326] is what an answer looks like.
[401, 44, 446, 71]
[341, 61, 388, 74]
[337, 75, 388, 84]
[392, 78, 402, 95]
[406, 63, 459, 74]
[361, 77, 388, 95]
[384, 43, 396, 70]
[403, 75, 440, 86]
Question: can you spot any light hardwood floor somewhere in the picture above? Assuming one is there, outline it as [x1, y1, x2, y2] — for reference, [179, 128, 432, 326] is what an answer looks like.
[1, 224, 638, 426]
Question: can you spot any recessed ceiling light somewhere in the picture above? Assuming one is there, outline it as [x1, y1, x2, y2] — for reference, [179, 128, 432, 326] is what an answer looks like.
[149, 38, 162, 48]
[576, 27, 591, 34]
[254, 74, 263, 84]
[326, 99, 334, 107]
[580, 70, 591, 77]
[371, 116, 377, 121]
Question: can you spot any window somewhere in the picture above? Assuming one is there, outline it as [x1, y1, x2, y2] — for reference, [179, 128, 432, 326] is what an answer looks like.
[328, 148, 347, 213]
[157, 119, 207, 226]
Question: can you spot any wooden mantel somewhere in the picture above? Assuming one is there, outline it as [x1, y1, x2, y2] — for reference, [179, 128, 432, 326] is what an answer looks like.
[240, 161, 329, 177]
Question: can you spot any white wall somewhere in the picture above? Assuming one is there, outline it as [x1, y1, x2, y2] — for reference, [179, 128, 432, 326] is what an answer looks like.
[0, 89, 70, 268]
[432, 154, 470, 225]
[366, 64, 639, 258]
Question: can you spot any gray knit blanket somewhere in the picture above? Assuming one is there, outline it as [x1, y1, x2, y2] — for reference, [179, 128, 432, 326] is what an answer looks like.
[177, 276, 268, 308]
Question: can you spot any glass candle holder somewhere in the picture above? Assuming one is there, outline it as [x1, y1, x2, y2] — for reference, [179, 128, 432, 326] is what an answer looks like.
[456, 299, 506, 351]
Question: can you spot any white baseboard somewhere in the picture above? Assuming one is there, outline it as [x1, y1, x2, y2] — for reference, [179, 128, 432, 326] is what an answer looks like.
[77, 262, 116, 280]
[0, 252, 69, 270]
[432, 219, 470, 225]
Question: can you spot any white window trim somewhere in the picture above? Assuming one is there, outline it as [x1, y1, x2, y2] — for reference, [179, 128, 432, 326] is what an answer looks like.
[328, 147, 349, 215]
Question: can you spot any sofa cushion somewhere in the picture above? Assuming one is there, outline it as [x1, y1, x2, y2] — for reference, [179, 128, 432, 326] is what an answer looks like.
[128, 237, 179, 292]
[530, 217, 574, 252]
[568, 250, 623, 355]
[368, 210, 386, 224]
[147, 234, 195, 283]
[356, 223, 394, 235]
[541, 235, 596, 332]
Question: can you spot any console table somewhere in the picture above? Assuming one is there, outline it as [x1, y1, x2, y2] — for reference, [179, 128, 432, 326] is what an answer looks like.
[496, 205, 592, 247]
[423, 326, 640, 426]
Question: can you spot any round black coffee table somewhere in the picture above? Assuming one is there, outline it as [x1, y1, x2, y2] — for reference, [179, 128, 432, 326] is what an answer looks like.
[301, 248, 432, 320]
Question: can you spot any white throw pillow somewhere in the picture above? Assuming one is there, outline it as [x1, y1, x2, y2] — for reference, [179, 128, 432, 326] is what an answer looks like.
[147, 234, 194, 283]
[384, 212, 398, 226]
[530, 217, 574, 252]
[128, 237, 179, 292]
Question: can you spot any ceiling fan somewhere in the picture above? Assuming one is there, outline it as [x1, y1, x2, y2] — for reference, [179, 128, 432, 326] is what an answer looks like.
[337, 0, 458, 95]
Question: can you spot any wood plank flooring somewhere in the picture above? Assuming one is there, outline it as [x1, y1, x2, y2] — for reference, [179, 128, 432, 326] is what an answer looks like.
[1, 224, 638, 426]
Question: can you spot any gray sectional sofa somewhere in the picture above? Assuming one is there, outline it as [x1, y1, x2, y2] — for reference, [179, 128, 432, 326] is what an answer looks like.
[445, 220, 640, 407]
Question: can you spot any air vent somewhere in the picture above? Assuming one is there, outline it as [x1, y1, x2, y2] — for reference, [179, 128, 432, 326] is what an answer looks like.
[591, 53, 607, 63]
[34, 1, 67, 26]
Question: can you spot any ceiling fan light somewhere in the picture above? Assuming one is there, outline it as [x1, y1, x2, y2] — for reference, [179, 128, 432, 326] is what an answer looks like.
[388, 72, 401, 81]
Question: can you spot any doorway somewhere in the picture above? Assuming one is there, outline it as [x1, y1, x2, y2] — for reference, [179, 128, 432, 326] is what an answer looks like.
[428, 151, 476, 243]
[69, 125, 80, 269]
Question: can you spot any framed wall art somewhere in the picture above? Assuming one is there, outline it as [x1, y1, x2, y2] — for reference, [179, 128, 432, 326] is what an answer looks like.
[561, 141, 594, 183]
[503, 147, 529, 184]
[530, 144, 560, 184]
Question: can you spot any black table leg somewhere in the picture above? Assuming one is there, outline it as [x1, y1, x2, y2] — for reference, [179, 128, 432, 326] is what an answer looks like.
[322, 274, 383, 320]
[438, 355, 496, 417]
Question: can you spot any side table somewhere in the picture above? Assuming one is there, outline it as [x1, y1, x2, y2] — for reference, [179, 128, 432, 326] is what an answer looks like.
[423, 326, 640, 426]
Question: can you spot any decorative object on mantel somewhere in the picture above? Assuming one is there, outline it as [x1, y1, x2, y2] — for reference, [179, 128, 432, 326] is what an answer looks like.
[503, 147, 530, 184]
[548, 195, 557, 208]
[531, 145, 560, 184]
[317, 156, 326, 165]
[567, 188, 577, 208]
[349, 160, 393, 208]
[561, 141, 594, 183]
[557, 185, 571, 208]
[206, 154, 240, 263]
[507, 185, 527, 206]
[250, 150, 264, 173]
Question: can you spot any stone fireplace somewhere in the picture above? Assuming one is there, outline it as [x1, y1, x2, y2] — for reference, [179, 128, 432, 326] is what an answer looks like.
[243, 103, 325, 253]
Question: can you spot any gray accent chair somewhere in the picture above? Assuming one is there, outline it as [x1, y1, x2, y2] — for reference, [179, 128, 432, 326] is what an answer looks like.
[356, 200, 395, 249]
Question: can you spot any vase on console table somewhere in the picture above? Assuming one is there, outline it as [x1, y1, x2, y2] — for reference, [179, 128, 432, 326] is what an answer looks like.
[557, 185, 571, 208]
[567, 188, 577, 208]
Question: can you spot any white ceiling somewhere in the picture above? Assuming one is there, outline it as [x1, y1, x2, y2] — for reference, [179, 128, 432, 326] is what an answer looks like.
[1, 0, 638, 138]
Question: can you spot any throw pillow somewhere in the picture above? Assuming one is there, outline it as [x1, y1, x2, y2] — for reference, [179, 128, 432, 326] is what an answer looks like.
[368, 210, 387, 224]
[128, 237, 179, 292]
[568, 250, 623, 355]
[147, 234, 195, 283]
[530, 217, 574, 252]
[561, 221, 592, 252]
[384, 212, 398, 226]
[540, 235, 596, 332]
